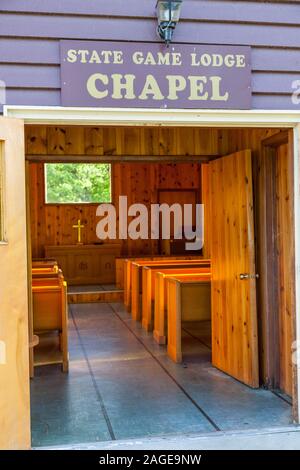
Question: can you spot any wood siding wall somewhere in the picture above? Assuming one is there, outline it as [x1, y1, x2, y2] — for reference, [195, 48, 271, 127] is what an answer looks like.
[27, 125, 278, 258]
[1, 1, 300, 111]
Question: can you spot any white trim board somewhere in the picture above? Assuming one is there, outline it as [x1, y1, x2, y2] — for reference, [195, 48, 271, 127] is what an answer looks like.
[4, 104, 300, 423]
[4, 105, 300, 127]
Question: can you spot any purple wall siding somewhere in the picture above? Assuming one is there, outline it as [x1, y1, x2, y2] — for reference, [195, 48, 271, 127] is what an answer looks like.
[1, 0, 300, 26]
[0, 0, 300, 111]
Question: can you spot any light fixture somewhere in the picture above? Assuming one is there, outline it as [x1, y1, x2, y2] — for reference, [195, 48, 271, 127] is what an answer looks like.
[156, 0, 183, 46]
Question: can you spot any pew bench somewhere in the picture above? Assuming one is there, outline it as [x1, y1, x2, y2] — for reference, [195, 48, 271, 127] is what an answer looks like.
[153, 272, 211, 344]
[130, 259, 210, 321]
[32, 273, 68, 372]
[32, 265, 61, 279]
[123, 255, 203, 311]
[116, 256, 166, 289]
[32, 259, 58, 269]
[142, 265, 211, 332]
[166, 277, 211, 363]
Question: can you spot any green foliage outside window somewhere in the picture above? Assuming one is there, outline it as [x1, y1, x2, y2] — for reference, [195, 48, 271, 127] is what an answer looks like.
[45, 163, 111, 204]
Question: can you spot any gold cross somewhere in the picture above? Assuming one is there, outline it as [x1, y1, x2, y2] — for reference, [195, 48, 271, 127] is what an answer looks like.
[72, 219, 85, 244]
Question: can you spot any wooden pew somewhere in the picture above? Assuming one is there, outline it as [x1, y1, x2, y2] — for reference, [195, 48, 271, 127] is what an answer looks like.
[32, 273, 68, 372]
[130, 259, 210, 321]
[123, 255, 203, 310]
[154, 272, 211, 344]
[32, 259, 58, 269]
[32, 265, 60, 278]
[142, 265, 210, 332]
[167, 277, 211, 363]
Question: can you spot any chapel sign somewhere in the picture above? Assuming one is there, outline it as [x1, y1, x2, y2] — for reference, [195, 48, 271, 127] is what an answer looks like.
[60, 40, 251, 109]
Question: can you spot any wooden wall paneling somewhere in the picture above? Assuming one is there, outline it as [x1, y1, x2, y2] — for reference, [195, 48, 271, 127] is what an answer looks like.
[256, 130, 295, 402]
[123, 127, 141, 155]
[65, 127, 85, 155]
[103, 127, 117, 156]
[201, 164, 211, 258]
[26, 126, 283, 268]
[289, 129, 298, 421]
[140, 127, 160, 156]
[195, 128, 219, 156]
[253, 143, 278, 388]
[26, 125, 47, 155]
[276, 142, 294, 397]
[47, 127, 66, 155]
[84, 127, 104, 155]
[176, 128, 196, 156]
[159, 128, 178, 156]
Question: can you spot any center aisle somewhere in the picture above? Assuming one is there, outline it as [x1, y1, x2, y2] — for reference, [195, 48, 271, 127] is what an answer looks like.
[30, 303, 292, 447]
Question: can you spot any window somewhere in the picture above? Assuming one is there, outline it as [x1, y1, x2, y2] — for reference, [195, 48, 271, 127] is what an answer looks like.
[44, 163, 112, 204]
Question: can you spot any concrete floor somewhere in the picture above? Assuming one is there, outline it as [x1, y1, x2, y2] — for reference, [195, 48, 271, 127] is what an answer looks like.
[39, 427, 300, 450]
[30, 302, 293, 448]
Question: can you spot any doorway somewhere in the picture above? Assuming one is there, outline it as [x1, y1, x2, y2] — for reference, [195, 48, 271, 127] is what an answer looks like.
[23, 124, 296, 447]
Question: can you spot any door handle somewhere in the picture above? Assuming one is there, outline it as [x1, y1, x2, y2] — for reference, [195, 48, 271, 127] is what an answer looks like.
[239, 273, 259, 280]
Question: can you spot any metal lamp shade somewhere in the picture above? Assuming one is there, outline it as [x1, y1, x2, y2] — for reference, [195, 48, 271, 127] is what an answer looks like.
[156, 1, 183, 24]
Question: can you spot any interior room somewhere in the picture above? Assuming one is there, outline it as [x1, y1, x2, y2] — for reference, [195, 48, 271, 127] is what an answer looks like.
[26, 125, 295, 447]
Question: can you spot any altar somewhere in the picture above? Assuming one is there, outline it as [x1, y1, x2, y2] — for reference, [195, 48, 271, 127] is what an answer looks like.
[45, 244, 122, 285]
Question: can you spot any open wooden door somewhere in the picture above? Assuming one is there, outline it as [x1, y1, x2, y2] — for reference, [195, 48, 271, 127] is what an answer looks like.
[0, 117, 30, 449]
[209, 150, 259, 388]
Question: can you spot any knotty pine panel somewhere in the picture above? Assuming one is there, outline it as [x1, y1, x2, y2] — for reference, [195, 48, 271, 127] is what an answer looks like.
[27, 126, 280, 259]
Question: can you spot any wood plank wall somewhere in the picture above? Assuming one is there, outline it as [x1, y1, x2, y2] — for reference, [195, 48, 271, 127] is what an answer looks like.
[27, 126, 279, 258]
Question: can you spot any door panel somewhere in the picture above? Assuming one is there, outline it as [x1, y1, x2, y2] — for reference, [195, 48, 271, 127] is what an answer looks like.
[209, 150, 259, 388]
[0, 117, 30, 449]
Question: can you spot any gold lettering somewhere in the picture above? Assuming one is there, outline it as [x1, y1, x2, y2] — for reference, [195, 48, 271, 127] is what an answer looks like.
[86, 73, 109, 99]
[157, 52, 171, 66]
[67, 49, 77, 63]
[144, 52, 156, 66]
[201, 54, 212, 67]
[139, 75, 164, 100]
[191, 53, 200, 67]
[101, 51, 113, 64]
[236, 55, 246, 67]
[77, 50, 90, 63]
[113, 51, 123, 64]
[166, 75, 186, 100]
[224, 55, 235, 67]
[111, 74, 136, 99]
[211, 54, 223, 67]
[188, 76, 208, 100]
[172, 53, 182, 66]
[132, 52, 144, 65]
[210, 76, 229, 101]
[89, 50, 101, 64]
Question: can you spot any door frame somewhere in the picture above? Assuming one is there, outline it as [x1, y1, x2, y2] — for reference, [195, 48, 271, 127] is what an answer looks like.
[4, 105, 300, 423]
